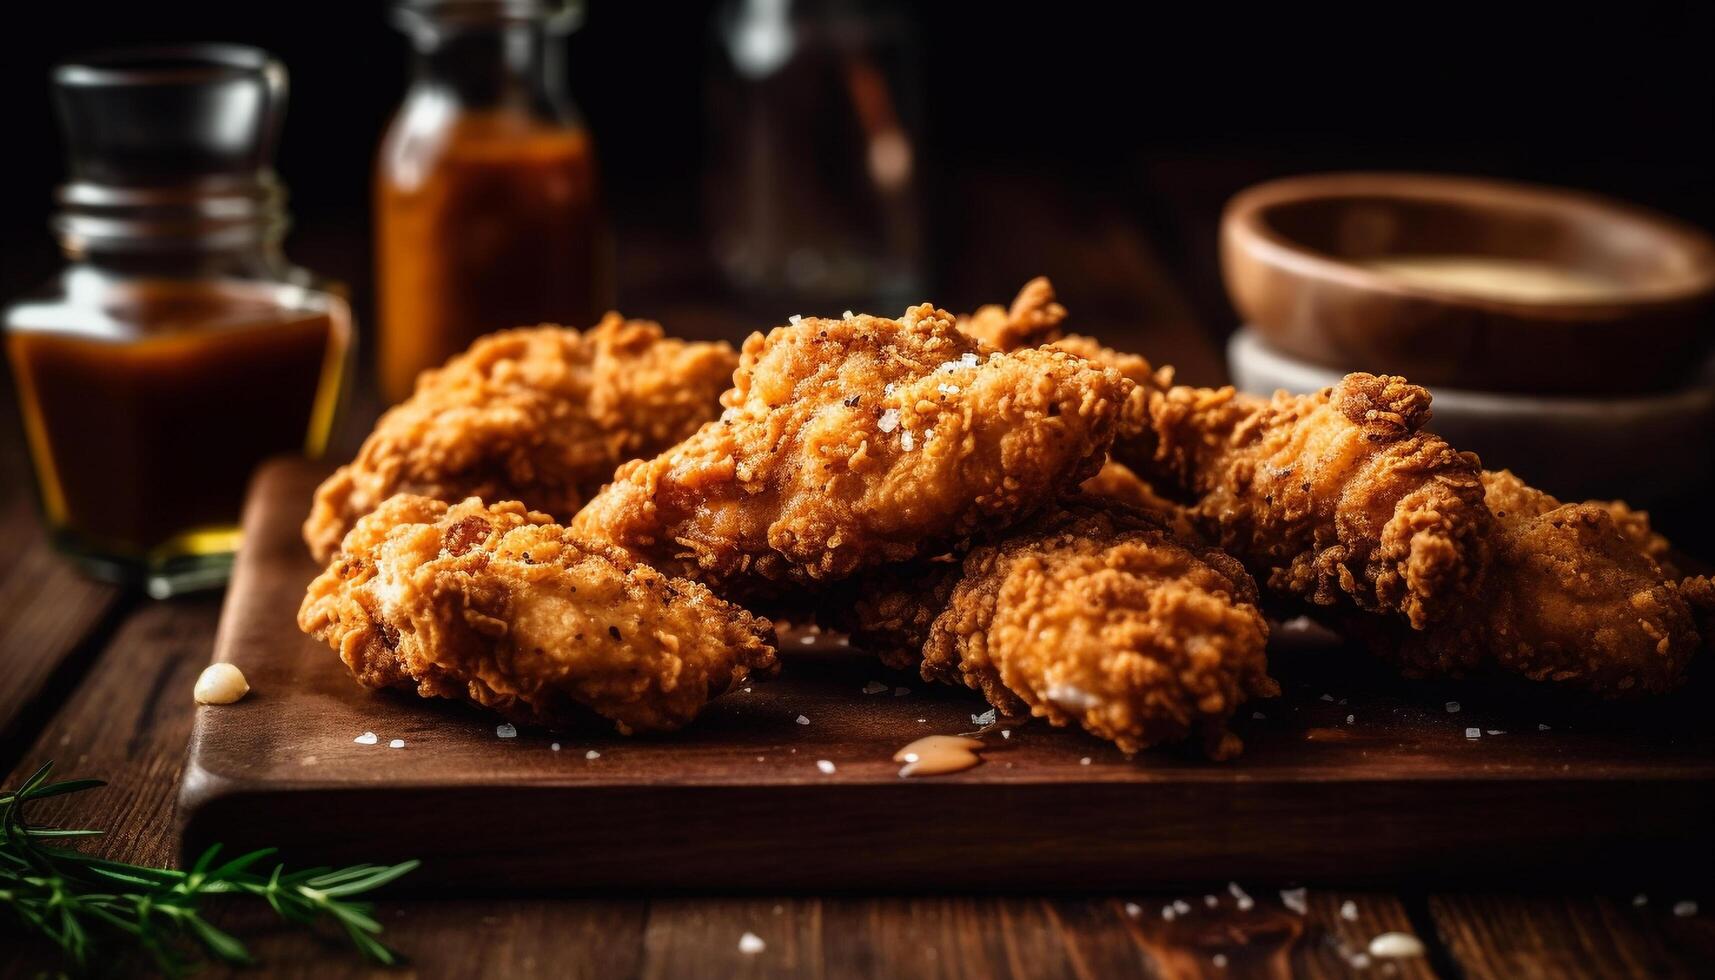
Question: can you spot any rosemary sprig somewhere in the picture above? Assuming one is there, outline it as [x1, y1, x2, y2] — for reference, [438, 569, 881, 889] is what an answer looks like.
[1, 761, 419, 975]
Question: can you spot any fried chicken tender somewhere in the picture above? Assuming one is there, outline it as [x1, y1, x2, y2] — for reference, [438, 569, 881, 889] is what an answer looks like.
[303, 316, 737, 562]
[1346, 470, 1703, 696]
[298, 495, 777, 734]
[1142, 376, 1491, 630]
[963, 280, 1491, 630]
[571, 304, 1130, 594]
[837, 501, 1275, 758]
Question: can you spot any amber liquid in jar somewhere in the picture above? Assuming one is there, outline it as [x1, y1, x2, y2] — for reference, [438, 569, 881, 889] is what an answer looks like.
[375, 111, 604, 403]
[7, 281, 349, 581]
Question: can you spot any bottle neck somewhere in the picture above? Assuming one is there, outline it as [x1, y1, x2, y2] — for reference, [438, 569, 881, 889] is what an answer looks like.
[407, 19, 569, 117]
[54, 174, 292, 279]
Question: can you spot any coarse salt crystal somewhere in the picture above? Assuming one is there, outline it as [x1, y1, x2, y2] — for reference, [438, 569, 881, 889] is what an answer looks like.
[972, 709, 997, 726]
[739, 932, 766, 954]
[1228, 882, 1251, 905]
[1080, 757, 1092, 766]
[496, 723, 518, 739]
[816, 760, 836, 774]
[1212, 954, 1228, 968]
[1446, 701, 1462, 713]
[1341, 900, 1358, 921]
[1123, 902, 1142, 918]
[1346, 714, 1355, 724]
[1368, 932, 1425, 958]
[961, 352, 978, 367]
[1161, 906, 1177, 921]
[1674, 900, 1698, 917]
[843, 310, 854, 318]
[353, 732, 378, 745]
[1001, 730, 1011, 739]
[1320, 693, 1335, 702]
[799, 635, 817, 645]
[877, 408, 900, 432]
[788, 314, 803, 325]
[551, 742, 561, 751]
[901, 430, 915, 451]
[862, 681, 889, 695]
[1281, 888, 1308, 914]
[795, 714, 810, 725]
[1465, 728, 1481, 739]
[937, 383, 960, 395]
[1172, 900, 1192, 914]
[388, 739, 405, 749]
[585, 750, 601, 760]
[1204, 895, 1218, 908]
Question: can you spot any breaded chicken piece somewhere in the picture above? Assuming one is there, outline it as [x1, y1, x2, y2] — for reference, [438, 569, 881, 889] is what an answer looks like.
[837, 501, 1275, 758]
[1142, 376, 1491, 630]
[303, 315, 737, 562]
[958, 275, 1068, 351]
[1079, 461, 1200, 541]
[571, 304, 1130, 595]
[1346, 470, 1703, 696]
[298, 495, 777, 734]
[961, 280, 1491, 630]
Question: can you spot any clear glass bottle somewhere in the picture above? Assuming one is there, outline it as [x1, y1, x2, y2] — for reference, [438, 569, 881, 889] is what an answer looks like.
[376, 0, 608, 404]
[3, 45, 353, 597]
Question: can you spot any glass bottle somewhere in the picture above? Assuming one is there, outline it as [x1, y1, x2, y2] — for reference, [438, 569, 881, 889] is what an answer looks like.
[3, 45, 353, 597]
[376, 0, 608, 404]
[708, 0, 925, 313]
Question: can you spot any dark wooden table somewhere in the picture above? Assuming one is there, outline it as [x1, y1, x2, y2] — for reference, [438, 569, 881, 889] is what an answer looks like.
[4, 181, 1713, 978]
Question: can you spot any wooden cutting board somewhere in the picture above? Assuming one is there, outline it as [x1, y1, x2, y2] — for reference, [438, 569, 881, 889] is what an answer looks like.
[179, 458, 1715, 891]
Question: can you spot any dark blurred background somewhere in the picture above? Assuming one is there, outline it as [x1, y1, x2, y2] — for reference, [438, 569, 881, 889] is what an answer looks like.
[4, 0, 1712, 347]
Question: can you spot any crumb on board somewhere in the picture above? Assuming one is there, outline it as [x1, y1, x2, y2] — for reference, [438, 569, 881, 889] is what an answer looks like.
[739, 931, 766, 954]
[353, 732, 378, 745]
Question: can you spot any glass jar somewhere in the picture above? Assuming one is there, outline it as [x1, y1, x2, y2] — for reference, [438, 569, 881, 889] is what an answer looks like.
[376, 0, 608, 404]
[3, 45, 353, 597]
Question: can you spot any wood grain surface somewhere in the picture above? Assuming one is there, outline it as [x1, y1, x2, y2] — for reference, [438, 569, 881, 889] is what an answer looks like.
[176, 458, 1715, 893]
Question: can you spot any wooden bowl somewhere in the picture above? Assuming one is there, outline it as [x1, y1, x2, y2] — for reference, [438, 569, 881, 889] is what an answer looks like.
[1221, 172, 1715, 394]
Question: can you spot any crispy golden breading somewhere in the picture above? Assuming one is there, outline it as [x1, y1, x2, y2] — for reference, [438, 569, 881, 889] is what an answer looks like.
[961, 278, 1169, 458]
[1141, 375, 1491, 630]
[303, 316, 737, 562]
[571, 304, 1130, 595]
[298, 495, 777, 734]
[838, 502, 1275, 758]
[1347, 470, 1703, 696]
[958, 275, 1068, 351]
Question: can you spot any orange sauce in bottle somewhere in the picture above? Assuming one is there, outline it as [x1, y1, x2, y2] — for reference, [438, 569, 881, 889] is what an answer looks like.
[375, 110, 604, 403]
[7, 280, 349, 568]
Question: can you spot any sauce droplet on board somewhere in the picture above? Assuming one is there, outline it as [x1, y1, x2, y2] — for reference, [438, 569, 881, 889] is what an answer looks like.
[893, 735, 985, 777]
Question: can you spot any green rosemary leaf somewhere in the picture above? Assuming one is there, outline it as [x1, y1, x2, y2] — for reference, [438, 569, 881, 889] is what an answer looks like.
[1, 762, 415, 972]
